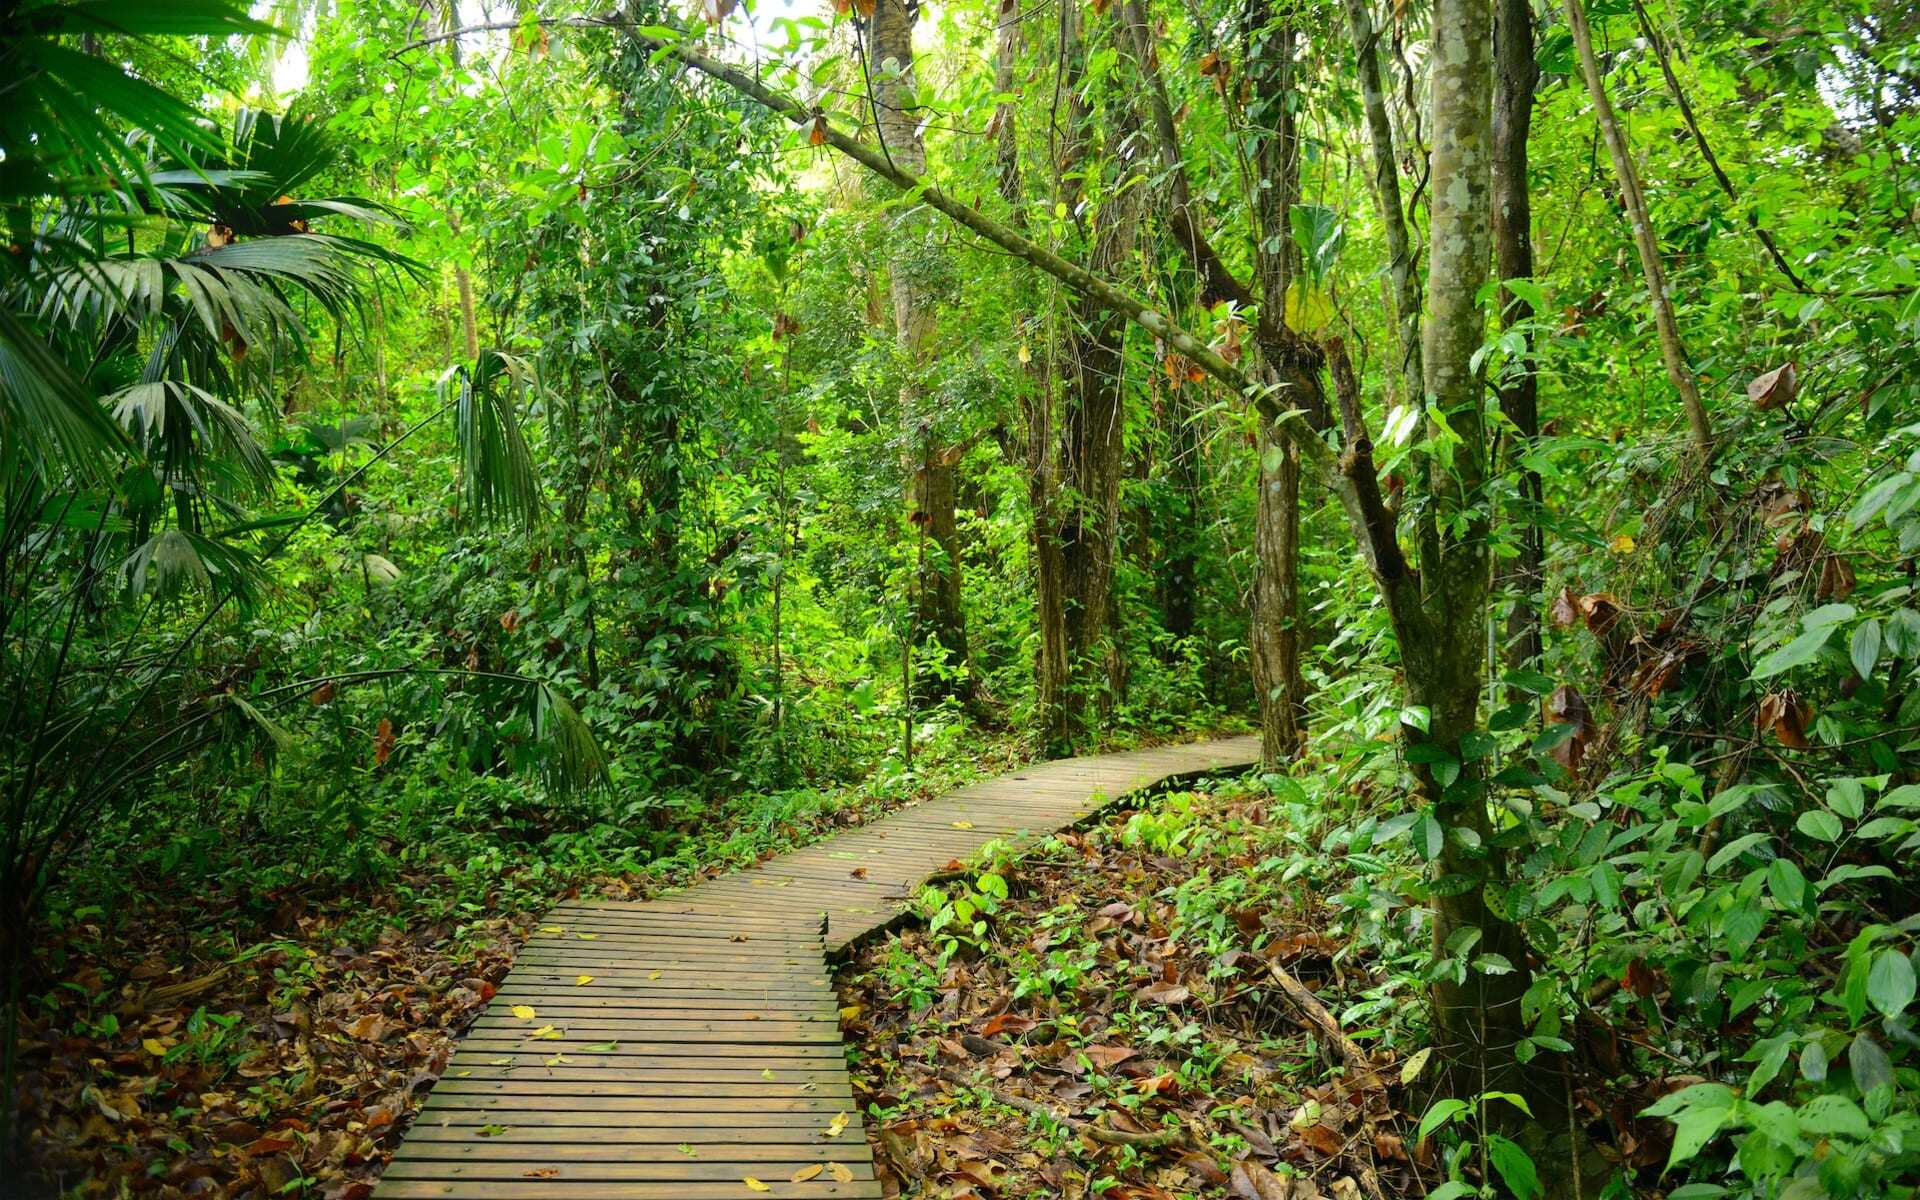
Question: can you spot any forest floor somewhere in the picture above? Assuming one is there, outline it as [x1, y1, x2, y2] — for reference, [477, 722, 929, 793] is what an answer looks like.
[16, 728, 1256, 1198]
[838, 777, 1421, 1200]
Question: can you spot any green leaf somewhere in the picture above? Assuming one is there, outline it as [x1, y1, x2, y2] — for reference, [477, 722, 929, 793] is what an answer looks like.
[1707, 833, 1768, 874]
[1503, 668, 1557, 695]
[1796, 810, 1843, 842]
[1644, 1082, 1734, 1119]
[1866, 949, 1915, 1018]
[1746, 1034, 1792, 1094]
[1851, 619, 1882, 680]
[1851, 1031, 1894, 1098]
[1879, 783, 1920, 809]
[1486, 1133, 1540, 1200]
[1751, 624, 1833, 679]
[1664, 1105, 1732, 1172]
[1483, 1091, 1534, 1117]
[1723, 901, 1767, 959]
[1399, 705, 1431, 733]
[445, 351, 543, 529]
[1827, 778, 1866, 820]
[1416, 1098, 1468, 1144]
[1413, 811, 1444, 861]
[1848, 471, 1911, 529]
[1766, 858, 1807, 909]
[1799, 1037, 1828, 1083]
[1796, 1093, 1869, 1138]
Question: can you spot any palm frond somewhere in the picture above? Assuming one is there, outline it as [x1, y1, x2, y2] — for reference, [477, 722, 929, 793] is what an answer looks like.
[107, 379, 273, 491]
[533, 683, 609, 795]
[121, 527, 269, 607]
[444, 351, 544, 529]
[0, 307, 125, 480]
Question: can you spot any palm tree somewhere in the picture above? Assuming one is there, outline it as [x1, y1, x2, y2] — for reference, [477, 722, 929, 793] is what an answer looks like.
[0, 2, 582, 1158]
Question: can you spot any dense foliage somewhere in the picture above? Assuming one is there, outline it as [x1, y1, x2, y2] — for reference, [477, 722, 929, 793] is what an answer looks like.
[2, 0, 1919, 1196]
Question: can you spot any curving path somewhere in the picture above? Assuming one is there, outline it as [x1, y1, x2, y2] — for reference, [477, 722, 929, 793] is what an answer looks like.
[374, 735, 1261, 1199]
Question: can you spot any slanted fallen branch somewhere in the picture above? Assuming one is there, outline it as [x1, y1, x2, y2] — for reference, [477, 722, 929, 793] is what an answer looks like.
[1259, 960, 1383, 1089]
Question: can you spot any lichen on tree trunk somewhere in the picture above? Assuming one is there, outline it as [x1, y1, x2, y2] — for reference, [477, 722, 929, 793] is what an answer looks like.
[1413, 0, 1546, 1116]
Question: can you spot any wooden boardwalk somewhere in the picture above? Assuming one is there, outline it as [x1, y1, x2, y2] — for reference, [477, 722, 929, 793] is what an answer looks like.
[376, 736, 1260, 1199]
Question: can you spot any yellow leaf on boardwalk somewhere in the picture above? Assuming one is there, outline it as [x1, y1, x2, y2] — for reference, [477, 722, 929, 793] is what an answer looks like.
[828, 1161, 854, 1183]
[539, 926, 563, 934]
[577, 932, 598, 940]
[951, 821, 973, 829]
[649, 970, 662, 980]
[529, 1025, 563, 1039]
[824, 1111, 850, 1138]
[575, 975, 594, 986]
[510, 1005, 537, 1021]
[791, 1164, 823, 1182]
[743, 1178, 770, 1192]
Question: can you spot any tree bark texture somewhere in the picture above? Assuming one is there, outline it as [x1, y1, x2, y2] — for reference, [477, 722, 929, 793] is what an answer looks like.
[1251, 422, 1304, 762]
[867, 0, 976, 697]
[1415, 0, 1540, 1110]
[1343, 0, 1422, 402]
[1493, 0, 1544, 677]
[1244, 3, 1308, 765]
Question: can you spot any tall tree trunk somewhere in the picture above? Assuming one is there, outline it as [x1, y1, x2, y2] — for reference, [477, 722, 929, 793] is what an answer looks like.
[989, 0, 1073, 749]
[1494, 0, 1544, 678]
[448, 210, 480, 363]
[1061, 294, 1130, 727]
[1342, 0, 1422, 401]
[1415, 0, 1539, 1111]
[1045, 2, 1139, 739]
[1563, 0, 1713, 455]
[1251, 425, 1304, 760]
[1160, 372, 1203, 646]
[866, 0, 977, 699]
[1245, 7, 1307, 765]
[1029, 361, 1071, 749]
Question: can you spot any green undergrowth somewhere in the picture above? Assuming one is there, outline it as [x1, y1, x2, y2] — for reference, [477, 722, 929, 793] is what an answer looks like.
[40, 713, 1053, 963]
[846, 750, 1920, 1199]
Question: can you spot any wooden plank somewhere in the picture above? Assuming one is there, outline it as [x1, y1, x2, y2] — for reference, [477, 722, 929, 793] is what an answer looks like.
[426, 1080, 853, 1099]
[383, 1161, 875, 1183]
[447, 1051, 847, 1071]
[376, 1181, 882, 1199]
[407, 1110, 863, 1130]
[419, 1095, 849, 1114]
[475, 998, 838, 1017]
[447, 1041, 842, 1061]
[456, 1021, 840, 1036]
[444, 1047, 848, 1066]
[395, 1140, 872, 1161]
